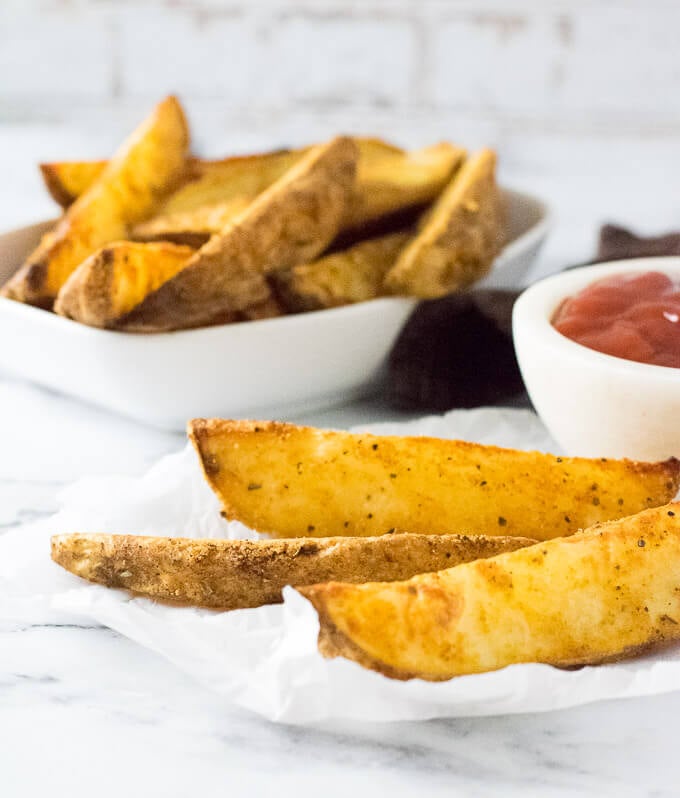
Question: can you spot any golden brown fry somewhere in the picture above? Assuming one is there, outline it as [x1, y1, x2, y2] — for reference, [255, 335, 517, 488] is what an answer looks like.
[385, 149, 505, 299]
[50, 532, 534, 610]
[136, 139, 446, 248]
[40, 160, 107, 208]
[2, 96, 189, 307]
[54, 241, 194, 328]
[115, 136, 358, 332]
[130, 197, 252, 246]
[273, 232, 410, 311]
[38, 145, 328, 217]
[346, 141, 465, 231]
[36, 151, 298, 213]
[189, 419, 680, 541]
[301, 503, 680, 680]
[160, 149, 306, 215]
[39, 139, 462, 239]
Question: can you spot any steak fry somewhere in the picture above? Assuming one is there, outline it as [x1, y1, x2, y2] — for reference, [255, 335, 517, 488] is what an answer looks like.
[301, 503, 680, 680]
[189, 418, 680, 541]
[2, 96, 189, 307]
[116, 136, 358, 332]
[50, 532, 534, 610]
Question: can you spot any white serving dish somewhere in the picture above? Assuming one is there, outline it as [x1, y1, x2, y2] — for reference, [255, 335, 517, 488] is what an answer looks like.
[513, 258, 680, 460]
[0, 187, 549, 430]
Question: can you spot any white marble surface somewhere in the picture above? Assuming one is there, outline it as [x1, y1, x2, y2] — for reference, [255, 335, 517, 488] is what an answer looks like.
[2, 134, 680, 798]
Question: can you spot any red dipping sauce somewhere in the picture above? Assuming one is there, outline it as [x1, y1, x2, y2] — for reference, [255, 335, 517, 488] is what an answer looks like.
[552, 271, 680, 368]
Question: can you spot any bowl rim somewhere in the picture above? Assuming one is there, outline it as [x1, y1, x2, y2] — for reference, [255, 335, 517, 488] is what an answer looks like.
[513, 256, 680, 380]
[495, 186, 552, 268]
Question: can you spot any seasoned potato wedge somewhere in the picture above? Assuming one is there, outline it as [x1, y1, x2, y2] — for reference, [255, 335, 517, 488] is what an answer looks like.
[160, 149, 307, 216]
[38, 150, 305, 212]
[273, 232, 410, 311]
[385, 149, 505, 298]
[40, 159, 107, 208]
[301, 503, 680, 680]
[130, 197, 252, 246]
[40, 139, 462, 241]
[54, 241, 194, 328]
[189, 419, 680, 540]
[2, 96, 189, 306]
[44, 150, 308, 213]
[50, 532, 534, 610]
[346, 142, 465, 231]
[116, 136, 358, 332]
[131, 140, 456, 249]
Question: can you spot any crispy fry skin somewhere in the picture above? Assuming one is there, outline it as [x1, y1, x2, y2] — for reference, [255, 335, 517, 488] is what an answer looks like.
[54, 241, 194, 328]
[2, 96, 189, 307]
[188, 419, 680, 541]
[346, 142, 465, 231]
[385, 149, 505, 299]
[115, 136, 358, 332]
[301, 503, 680, 680]
[40, 160, 107, 208]
[273, 232, 410, 311]
[50, 532, 534, 610]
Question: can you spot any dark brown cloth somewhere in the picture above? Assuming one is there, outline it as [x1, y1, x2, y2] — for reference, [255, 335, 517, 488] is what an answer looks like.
[386, 224, 680, 411]
[597, 224, 680, 262]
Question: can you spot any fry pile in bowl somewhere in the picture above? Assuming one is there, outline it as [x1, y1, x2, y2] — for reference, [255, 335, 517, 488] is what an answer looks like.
[1, 95, 505, 332]
[51, 419, 680, 682]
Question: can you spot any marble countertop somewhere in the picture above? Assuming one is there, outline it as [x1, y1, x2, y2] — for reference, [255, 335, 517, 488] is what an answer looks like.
[2, 141, 679, 798]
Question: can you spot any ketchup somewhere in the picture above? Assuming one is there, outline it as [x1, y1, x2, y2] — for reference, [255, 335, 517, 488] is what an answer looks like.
[552, 271, 680, 368]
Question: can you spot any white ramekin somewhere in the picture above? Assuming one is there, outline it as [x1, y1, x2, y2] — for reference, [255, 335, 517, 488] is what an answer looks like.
[513, 258, 680, 460]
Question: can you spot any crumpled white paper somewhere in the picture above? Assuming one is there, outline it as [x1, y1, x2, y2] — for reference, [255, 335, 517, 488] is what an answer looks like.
[3, 406, 680, 724]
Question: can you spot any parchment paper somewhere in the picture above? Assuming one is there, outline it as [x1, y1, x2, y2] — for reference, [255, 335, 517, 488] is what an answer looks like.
[2, 407, 680, 724]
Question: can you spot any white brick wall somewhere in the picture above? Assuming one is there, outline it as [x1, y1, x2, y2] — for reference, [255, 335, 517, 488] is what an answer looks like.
[265, 14, 417, 107]
[2, 0, 680, 275]
[0, 4, 114, 98]
[118, 7, 260, 101]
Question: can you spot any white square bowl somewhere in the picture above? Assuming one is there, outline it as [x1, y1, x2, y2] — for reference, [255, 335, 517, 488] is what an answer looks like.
[0, 187, 549, 430]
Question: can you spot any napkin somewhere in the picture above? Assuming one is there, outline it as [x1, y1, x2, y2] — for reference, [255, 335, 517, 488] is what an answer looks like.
[3, 407, 680, 726]
[387, 224, 680, 412]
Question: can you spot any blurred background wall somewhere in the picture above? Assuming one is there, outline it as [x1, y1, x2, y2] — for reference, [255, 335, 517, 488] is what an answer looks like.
[2, 0, 680, 275]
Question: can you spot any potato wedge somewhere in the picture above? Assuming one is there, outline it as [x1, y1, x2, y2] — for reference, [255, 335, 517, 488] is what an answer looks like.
[40, 139, 461, 238]
[115, 136, 358, 332]
[54, 241, 194, 328]
[346, 142, 465, 231]
[189, 419, 680, 541]
[2, 96, 189, 307]
[44, 150, 308, 213]
[37, 152, 294, 213]
[130, 197, 253, 246]
[160, 149, 307, 216]
[127, 139, 460, 250]
[301, 503, 680, 680]
[385, 149, 505, 298]
[40, 159, 107, 208]
[273, 231, 410, 311]
[50, 532, 534, 610]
